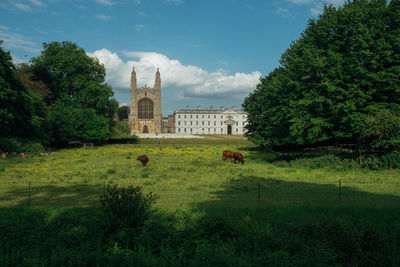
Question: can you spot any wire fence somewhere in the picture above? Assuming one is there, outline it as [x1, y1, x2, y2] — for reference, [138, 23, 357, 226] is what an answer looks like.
[0, 180, 399, 208]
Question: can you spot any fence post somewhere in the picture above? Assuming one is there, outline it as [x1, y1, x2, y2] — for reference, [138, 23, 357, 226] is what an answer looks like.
[28, 181, 31, 207]
[257, 182, 261, 205]
[339, 179, 342, 205]
[179, 184, 184, 208]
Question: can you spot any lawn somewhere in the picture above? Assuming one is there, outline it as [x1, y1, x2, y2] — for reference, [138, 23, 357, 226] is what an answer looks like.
[0, 135, 399, 208]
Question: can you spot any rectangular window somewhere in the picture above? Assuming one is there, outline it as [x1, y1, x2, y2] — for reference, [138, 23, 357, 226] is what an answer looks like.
[196, 121, 199, 126]
[221, 115, 223, 119]
[221, 122, 223, 126]
[178, 121, 180, 126]
[214, 115, 216, 119]
[196, 115, 198, 119]
[236, 122, 238, 126]
[202, 115, 204, 119]
[190, 121, 192, 126]
[178, 115, 181, 119]
[214, 121, 216, 126]
[202, 121, 204, 126]
[208, 121, 210, 126]
[208, 115, 210, 119]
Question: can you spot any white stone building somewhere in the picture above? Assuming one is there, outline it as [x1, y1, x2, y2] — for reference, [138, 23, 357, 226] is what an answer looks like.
[174, 106, 247, 135]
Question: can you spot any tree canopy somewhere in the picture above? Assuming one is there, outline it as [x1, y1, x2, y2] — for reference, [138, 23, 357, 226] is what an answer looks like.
[0, 41, 47, 141]
[29, 41, 118, 144]
[243, 0, 400, 151]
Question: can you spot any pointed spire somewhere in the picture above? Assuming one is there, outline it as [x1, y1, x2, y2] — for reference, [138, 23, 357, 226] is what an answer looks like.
[154, 67, 161, 91]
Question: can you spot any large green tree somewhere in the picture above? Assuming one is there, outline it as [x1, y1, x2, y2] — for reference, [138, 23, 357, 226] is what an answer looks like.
[244, 0, 400, 149]
[0, 41, 47, 142]
[30, 41, 118, 144]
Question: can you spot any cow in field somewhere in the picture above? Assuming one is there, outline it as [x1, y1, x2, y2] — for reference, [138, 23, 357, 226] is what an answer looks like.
[137, 155, 149, 166]
[233, 152, 244, 165]
[222, 151, 235, 161]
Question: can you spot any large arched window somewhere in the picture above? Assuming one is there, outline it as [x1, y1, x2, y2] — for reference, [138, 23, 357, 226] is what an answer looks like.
[138, 98, 154, 119]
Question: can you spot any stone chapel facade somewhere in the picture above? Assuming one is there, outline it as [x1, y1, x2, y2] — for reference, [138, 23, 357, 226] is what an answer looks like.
[128, 67, 162, 134]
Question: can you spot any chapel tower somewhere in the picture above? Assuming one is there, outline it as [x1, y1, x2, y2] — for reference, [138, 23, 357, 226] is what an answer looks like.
[128, 67, 162, 134]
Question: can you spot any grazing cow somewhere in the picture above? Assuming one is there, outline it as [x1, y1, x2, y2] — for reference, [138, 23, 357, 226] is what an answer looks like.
[222, 151, 235, 161]
[19, 153, 25, 158]
[1, 152, 6, 158]
[233, 152, 244, 165]
[137, 155, 149, 167]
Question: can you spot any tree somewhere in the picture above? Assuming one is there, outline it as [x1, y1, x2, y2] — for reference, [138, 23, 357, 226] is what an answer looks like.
[30, 41, 118, 144]
[0, 41, 47, 142]
[117, 106, 129, 120]
[244, 0, 400, 150]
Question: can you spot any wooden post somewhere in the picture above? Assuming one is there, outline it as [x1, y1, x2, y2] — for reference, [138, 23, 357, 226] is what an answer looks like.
[179, 184, 184, 208]
[339, 179, 342, 205]
[28, 181, 30, 206]
[258, 182, 261, 205]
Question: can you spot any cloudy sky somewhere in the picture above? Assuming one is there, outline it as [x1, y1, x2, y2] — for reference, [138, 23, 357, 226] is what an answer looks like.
[0, 0, 345, 115]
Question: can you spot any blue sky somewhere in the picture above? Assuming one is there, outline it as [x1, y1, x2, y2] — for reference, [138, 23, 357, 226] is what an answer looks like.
[0, 0, 345, 115]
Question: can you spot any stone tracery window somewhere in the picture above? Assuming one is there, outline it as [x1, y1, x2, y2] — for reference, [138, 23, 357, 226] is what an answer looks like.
[138, 98, 154, 119]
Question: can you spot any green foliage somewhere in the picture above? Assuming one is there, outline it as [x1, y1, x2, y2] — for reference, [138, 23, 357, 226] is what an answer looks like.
[48, 99, 111, 144]
[244, 0, 400, 149]
[111, 121, 130, 138]
[100, 184, 159, 229]
[359, 110, 400, 152]
[1, 207, 400, 266]
[117, 105, 129, 121]
[0, 41, 47, 141]
[29, 41, 118, 145]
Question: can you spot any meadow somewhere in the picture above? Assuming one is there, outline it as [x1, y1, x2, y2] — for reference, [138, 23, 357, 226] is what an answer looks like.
[1, 136, 400, 265]
[0, 135, 399, 208]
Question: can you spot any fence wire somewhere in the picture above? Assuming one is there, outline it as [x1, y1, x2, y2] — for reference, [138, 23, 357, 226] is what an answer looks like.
[0, 180, 399, 208]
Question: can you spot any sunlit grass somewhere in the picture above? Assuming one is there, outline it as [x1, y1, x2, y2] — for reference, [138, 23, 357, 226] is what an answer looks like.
[0, 136, 399, 207]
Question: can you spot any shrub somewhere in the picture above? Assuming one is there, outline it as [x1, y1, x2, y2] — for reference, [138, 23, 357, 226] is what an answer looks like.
[0, 138, 22, 153]
[20, 142, 44, 154]
[100, 185, 159, 230]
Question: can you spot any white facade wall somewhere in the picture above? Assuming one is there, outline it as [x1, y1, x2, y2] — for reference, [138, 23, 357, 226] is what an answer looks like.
[174, 107, 247, 135]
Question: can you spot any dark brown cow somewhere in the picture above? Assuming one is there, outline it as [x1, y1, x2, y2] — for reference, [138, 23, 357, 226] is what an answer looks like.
[222, 150, 235, 161]
[137, 155, 149, 166]
[233, 152, 244, 165]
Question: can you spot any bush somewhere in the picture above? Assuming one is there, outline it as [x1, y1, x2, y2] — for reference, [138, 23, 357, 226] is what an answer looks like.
[100, 185, 159, 230]
[20, 142, 44, 154]
[0, 138, 21, 153]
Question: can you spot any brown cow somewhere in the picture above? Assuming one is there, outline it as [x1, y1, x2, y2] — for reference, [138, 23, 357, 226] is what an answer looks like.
[137, 155, 149, 166]
[233, 152, 244, 165]
[222, 151, 235, 161]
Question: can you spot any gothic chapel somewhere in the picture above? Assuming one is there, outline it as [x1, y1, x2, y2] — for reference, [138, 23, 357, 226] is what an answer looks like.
[128, 67, 162, 134]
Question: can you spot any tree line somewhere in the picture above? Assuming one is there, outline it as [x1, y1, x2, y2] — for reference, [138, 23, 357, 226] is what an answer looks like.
[0, 41, 125, 151]
[243, 0, 400, 152]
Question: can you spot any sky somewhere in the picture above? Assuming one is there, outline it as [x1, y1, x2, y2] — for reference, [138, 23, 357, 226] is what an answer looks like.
[0, 0, 345, 116]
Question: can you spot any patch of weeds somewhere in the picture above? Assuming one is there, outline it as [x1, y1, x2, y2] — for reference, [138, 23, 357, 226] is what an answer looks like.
[82, 179, 89, 184]
[76, 159, 86, 163]
[107, 168, 117, 175]
[0, 167, 5, 172]
[126, 156, 131, 159]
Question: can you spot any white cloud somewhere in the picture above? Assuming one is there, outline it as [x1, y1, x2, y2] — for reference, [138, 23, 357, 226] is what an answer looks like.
[276, 7, 293, 18]
[0, 30, 39, 53]
[284, 0, 345, 16]
[15, 3, 32, 12]
[134, 24, 146, 31]
[95, 0, 115, 6]
[165, 0, 184, 6]
[29, 0, 45, 7]
[96, 14, 112, 20]
[87, 49, 261, 100]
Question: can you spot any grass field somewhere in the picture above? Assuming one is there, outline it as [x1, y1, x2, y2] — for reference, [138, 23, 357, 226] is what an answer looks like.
[0, 135, 400, 208]
[1, 135, 400, 265]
